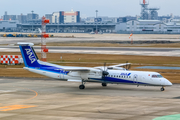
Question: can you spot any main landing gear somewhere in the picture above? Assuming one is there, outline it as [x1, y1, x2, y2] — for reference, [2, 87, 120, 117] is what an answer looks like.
[161, 86, 165, 91]
[102, 83, 107, 87]
[79, 84, 85, 89]
[79, 80, 86, 90]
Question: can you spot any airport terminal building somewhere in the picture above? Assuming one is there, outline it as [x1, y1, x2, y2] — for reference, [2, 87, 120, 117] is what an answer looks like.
[0, 20, 19, 32]
[117, 20, 180, 34]
[17, 22, 116, 33]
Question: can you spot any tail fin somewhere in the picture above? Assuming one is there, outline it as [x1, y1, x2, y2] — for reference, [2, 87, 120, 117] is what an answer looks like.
[38, 28, 42, 33]
[18, 42, 41, 67]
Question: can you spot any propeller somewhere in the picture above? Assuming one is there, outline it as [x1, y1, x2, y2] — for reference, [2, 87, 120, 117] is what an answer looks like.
[102, 62, 109, 78]
[126, 61, 131, 70]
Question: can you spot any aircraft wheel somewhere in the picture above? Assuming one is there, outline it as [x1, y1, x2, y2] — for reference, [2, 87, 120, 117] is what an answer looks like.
[102, 83, 107, 87]
[79, 85, 85, 89]
[161, 87, 165, 91]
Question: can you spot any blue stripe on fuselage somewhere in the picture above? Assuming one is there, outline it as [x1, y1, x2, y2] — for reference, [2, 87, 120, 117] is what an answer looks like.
[89, 77, 148, 85]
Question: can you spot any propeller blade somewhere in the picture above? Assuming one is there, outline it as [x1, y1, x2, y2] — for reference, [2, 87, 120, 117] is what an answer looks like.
[128, 64, 131, 70]
[104, 62, 106, 71]
[126, 61, 128, 70]
[102, 62, 109, 79]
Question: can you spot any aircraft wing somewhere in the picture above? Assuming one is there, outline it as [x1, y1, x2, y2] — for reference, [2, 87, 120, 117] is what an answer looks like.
[110, 63, 131, 67]
[62, 68, 90, 72]
[94, 63, 131, 70]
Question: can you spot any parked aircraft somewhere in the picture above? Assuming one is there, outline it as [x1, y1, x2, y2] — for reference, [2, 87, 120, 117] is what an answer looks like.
[18, 42, 172, 91]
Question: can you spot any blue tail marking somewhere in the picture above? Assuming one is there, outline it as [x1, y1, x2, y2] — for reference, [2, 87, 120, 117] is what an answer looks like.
[19, 45, 40, 67]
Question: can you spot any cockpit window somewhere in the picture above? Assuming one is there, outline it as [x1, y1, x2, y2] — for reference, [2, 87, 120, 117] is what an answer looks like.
[152, 75, 163, 78]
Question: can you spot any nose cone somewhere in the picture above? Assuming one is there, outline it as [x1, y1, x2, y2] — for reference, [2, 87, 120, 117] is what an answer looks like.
[164, 79, 173, 86]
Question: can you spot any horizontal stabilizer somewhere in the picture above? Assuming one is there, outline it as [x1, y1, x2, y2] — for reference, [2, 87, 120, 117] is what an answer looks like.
[17, 42, 34, 46]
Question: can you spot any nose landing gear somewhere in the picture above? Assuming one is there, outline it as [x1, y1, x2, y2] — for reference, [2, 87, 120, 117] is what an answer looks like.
[161, 87, 165, 91]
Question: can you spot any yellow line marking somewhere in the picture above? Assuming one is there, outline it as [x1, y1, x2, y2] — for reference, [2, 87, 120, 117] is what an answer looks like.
[0, 105, 36, 111]
[0, 88, 38, 111]
[22, 88, 38, 102]
[14, 87, 38, 103]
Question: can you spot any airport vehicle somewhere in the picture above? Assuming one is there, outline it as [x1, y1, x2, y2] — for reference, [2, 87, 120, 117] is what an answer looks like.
[18, 42, 172, 91]
[89, 31, 95, 34]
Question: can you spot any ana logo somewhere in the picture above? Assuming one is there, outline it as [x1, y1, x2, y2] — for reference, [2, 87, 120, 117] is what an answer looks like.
[120, 73, 131, 76]
[25, 49, 36, 64]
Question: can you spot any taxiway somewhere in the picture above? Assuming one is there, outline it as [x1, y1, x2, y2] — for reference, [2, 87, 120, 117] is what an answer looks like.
[0, 77, 179, 120]
[1, 46, 180, 56]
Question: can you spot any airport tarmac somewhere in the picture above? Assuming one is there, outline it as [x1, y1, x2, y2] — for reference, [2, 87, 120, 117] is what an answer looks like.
[0, 77, 180, 120]
[1, 46, 180, 56]
[0, 34, 180, 45]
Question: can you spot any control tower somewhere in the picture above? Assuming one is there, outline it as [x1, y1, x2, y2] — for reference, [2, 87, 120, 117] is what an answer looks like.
[149, 8, 160, 20]
[140, 0, 160, 20]
[140, 0, 149, 20]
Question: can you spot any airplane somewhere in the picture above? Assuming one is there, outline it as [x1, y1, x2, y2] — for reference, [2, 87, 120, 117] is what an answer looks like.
[17, 42, 172, 91]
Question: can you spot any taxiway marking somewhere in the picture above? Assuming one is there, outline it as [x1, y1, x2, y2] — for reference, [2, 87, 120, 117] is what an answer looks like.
[0, 87, 38, 111]
[0, 105, 36, 111]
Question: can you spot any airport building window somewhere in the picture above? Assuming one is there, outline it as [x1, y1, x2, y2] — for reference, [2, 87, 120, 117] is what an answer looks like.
[132, 21, 134, 25]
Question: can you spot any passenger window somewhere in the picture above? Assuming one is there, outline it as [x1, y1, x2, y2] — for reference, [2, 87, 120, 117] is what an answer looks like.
[111, 75, 113, 77]
[114, 75, 116, 77]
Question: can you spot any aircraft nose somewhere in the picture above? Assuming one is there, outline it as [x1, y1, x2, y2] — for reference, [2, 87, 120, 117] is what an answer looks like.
[164, 79, 172, 86]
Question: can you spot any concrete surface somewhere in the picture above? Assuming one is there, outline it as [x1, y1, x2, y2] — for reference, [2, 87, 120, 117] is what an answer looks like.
[1, 33, 180, 45]
[1, 46, 180, 57]
[0, 77, 180, 120]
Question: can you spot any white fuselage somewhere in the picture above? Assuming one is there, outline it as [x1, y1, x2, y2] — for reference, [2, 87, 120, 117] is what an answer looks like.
[25, 67, 172, 87]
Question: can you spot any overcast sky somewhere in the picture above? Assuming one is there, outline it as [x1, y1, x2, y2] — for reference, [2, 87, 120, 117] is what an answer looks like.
[0, 0, 179, 18]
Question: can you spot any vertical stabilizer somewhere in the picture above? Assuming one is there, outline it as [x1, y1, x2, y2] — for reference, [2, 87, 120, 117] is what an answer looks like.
[18, 43, 41, 67]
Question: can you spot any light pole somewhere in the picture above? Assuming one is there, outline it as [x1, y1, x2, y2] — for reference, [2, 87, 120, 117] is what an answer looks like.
[31, 10, 34, 33]
[95, 10, 98, 34]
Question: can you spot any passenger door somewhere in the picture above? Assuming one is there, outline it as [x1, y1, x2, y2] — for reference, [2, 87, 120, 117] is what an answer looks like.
[59, 72, 64, 79]
[133, 74, 138, 84]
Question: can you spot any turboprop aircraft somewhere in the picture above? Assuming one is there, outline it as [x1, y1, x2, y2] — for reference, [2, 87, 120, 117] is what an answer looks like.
[17, 42, 172, 91]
